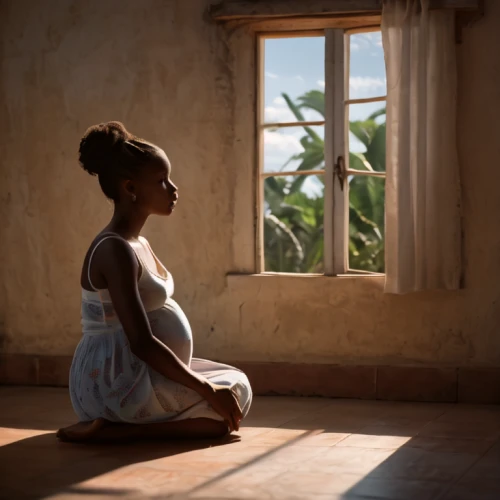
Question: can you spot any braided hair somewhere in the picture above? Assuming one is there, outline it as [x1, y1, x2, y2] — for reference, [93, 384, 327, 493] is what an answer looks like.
[79, 121, 160, 201]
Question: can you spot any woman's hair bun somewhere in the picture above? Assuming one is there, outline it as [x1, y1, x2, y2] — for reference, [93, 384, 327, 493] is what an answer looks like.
[79, 121, 132, 176]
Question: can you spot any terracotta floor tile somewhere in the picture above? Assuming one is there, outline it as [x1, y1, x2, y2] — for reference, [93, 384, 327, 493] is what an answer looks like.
[80, 465, 180, 489]
[248, 428, 321, 446]
[278, 413, 376, 433]
[292, 430, 351, 447]
[188, 459, 287, 494]
[264, 471, 364, 496]
[189, 481, 274, 499]
[249, 396, 331, 413]
[366, 447, 480, 483]
[1, 387, 500, 500]
[186, 462, 286, 500]
[441, 489, 500, 500]
[303, 446, 397, 475]
[76, 466, 212, 497]
[333, 423, 421, 451]
[316, 399, 390, 415]
[337, 432, 413, 449]
[459, 443, 500, 479]
[243, 397, 332, 427]
[358, 422, 424, 435]
[436, 405, 500, 424]
[235, 426, 275, 438]
[442, 476, 500, 500]
[418, 421, 500, 441]
[200, 442, 331, 470]
[376, 401, 450, 421]
[345, 477, 448, 500]
[406, 436, 493, 454]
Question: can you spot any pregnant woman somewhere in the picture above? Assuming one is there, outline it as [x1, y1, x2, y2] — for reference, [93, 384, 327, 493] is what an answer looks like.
[57, 121, 252, 443]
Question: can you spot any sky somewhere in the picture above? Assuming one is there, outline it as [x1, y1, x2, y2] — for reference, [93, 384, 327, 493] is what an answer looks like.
[263, 32, 386, 188]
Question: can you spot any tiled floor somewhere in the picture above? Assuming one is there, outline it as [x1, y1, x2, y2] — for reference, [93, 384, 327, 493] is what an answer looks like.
[1, 387, 500, 499]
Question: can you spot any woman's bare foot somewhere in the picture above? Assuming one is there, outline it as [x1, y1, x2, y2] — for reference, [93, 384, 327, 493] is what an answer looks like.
[57, 417, 230, 444]
[57, 418, 109, 442]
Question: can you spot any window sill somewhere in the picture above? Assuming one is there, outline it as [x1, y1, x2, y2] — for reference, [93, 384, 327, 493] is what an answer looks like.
[227, 272, 385, 279]
[226, 272, 385, 293]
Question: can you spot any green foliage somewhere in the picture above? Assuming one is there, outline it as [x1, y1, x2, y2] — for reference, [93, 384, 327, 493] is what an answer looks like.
[264, 90, 386, 273]
[264, 174, 324, 273]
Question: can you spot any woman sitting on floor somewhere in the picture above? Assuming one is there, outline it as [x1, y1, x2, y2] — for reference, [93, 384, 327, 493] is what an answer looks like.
[58, 121, 252, 443]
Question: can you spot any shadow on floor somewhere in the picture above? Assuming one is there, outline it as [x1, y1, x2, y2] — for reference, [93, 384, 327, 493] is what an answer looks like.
[0, 386, 76, 431]
[337, 429, 500, 500]
[0, 432, 241, 499]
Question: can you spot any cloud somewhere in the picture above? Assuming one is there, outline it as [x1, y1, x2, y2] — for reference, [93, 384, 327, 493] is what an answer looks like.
[349, 76, 386, 94]
[265, 89, 326, 124]
[264, 129, 304, 172]
[350, 32, 383, 52]
[315, 77, 386, 97]
[265, 71, 278, 79]
[264, 105, 296, 123]
[361, 32, 382, 44]
[265, 103, 324, 124]
[264, 130, 303, 152]
[294, 75, 304, 82]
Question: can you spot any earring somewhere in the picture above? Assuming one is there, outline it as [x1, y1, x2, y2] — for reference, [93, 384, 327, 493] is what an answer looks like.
[132, 194, 137, 202]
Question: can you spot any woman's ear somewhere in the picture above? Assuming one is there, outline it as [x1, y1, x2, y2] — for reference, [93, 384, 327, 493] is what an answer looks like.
[122, 179, 136, 201]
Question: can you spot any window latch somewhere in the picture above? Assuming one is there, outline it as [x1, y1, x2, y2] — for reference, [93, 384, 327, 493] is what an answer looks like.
[334, 155, 346, 191]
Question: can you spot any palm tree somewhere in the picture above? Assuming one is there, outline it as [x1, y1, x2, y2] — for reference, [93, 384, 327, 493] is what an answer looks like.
[264, 90, 386, 273]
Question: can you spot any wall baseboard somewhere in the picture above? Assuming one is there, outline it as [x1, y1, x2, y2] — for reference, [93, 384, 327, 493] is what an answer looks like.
[1, 354, 499, 404]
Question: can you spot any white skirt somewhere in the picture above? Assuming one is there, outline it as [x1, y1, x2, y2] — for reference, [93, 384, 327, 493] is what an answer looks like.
[69, 329, 252, 424]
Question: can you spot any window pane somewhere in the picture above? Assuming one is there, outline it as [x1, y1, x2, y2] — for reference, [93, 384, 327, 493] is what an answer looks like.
[348, 32, 386, 100]
[264, 175, 324, 273]
[348, 175, 385, 273]
[264, 37, 325, 124]
[348, 102, 386, 173]
[264, 126, 324, 173]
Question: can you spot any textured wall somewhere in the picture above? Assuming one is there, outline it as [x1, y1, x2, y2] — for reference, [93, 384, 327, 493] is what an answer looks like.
[1, 0, 499, 367]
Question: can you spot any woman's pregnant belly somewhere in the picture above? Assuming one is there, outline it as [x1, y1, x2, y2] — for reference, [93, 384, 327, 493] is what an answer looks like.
[147, 298, 193, 366]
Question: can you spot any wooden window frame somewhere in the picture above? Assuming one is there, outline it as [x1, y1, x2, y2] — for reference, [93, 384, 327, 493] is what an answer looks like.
[256, 25, 386, 276]
[210, 0, 480, 22]
[219, 2, 482, 278]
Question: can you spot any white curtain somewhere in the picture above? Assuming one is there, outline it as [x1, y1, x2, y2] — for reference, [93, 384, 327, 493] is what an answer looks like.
[382, 0, 462, 294]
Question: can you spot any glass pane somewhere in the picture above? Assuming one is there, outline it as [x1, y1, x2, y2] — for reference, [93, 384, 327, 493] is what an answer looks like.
[264, 37, 325, 124]
[348, 103, 386, 173]
[348, 175, 385, 273]
[264, 175, 324, 273]
[263, 126, 324, 173]
[349, 32, 386, 100]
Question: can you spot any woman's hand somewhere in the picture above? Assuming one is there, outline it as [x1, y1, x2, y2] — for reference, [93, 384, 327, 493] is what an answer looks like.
[205, 384, 243, 432]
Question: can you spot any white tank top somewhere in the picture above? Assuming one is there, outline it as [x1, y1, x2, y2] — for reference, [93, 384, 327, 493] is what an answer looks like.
[81, 233, 174, 332]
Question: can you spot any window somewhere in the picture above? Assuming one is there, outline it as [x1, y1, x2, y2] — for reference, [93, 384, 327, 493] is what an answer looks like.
[257, 28, 386, 276]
